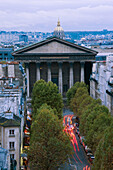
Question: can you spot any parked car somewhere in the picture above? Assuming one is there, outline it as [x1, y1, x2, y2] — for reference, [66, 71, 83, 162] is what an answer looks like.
[87, 152, 93, 157]
[80, 136, 85, 148]
[76, 127, 80, 137]
[85, 146, 92, 153]
[88, 154, 95, 164]
[72, 116, 79, 126]
[86, 150, 93, 156]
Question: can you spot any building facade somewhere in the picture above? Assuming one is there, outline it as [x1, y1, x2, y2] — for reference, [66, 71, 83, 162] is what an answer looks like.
[0, 112, 21, 170]
[0, 61, 26, 169]
[0, 48, 14, 61]
[13, 37, 97, 97]
[90, 54, 113, 115]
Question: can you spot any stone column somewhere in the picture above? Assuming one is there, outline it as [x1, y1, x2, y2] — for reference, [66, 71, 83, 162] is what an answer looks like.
[81, 61, 85, 82]
[48, 63, 51, 82]
[36, 62, 40, 81]
[26, 63, 30, 98]
[69, 62, 74, 88]
[58, 62, 63, 95]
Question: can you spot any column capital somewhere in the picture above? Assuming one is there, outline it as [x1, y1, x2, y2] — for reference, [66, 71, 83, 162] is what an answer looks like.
[36, 61, 40, 64]
[80, 61, 85, 65]
[69, 61, 74, 64]
[69, 62, 74, 67]
[36, 62, 40, 67]
[47, 62, 51, 67]
[58, 62, 63, 67]
[25, 63, 29, 68]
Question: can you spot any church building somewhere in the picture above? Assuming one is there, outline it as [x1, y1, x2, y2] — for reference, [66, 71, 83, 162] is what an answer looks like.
[12, 21, 98, 98]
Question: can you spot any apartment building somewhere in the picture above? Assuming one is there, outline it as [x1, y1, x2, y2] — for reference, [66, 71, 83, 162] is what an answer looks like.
[0, 112, 21, 170]
[90, 54, 113, 115]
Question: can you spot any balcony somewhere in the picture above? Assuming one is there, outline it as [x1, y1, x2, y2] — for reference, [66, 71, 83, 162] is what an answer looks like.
[108, 77, 113, 87]
[106, 90, 113, 97]
[9, 148, 15, 151]
[9, 134, 15, 137]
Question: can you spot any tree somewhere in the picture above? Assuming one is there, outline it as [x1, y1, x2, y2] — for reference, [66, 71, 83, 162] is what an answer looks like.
[66, 82, 88, 107]
[85, 105, 111, 152]
[80, 99, 101, 136]
[28, 104, 73, 170]
[32, 80, 63, 119]
[77, 95, 93, 117]
[70, 87, 89, 113]
[92, 122, 113, 170]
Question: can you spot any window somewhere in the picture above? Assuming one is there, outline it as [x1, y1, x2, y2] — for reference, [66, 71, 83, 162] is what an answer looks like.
[9, 142, 15, 150]
[4, 53, 8, 56]
[9, 130, 15, 136]
[10, 154, 14, 160]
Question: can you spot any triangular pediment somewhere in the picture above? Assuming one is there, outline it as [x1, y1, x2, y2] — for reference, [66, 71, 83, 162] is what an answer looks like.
[13, 37, 97, 55]
[24, 41, 86, 54]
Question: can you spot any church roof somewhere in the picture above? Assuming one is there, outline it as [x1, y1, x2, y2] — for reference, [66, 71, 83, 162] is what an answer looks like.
[12, 36, 98, 55]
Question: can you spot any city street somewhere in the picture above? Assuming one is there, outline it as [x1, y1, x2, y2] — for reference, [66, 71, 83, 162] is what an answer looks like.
[59, 109, 91, 170]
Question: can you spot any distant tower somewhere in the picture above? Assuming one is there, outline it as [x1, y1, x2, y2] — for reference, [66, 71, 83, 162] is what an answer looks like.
[53, 19, 65, 39]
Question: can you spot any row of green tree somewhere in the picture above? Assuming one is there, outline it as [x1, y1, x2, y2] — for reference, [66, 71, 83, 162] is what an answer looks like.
[28, 80, 73, 170]
[67, 82, 113, 170]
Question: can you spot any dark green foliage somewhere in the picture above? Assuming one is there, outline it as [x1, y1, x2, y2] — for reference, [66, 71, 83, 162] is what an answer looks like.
[32, 79, 63, 119]
[92, 123, 113, 170]
[66, 82, 88, 107]
[28, 104, 73, 170]
[70, 87, 89, 114]
[80, 99, 101, 135]
[85, 112, 111, 152]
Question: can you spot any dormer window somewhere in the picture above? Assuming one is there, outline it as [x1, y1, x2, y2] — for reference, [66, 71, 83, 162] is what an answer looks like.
[9, 130, 15, 137]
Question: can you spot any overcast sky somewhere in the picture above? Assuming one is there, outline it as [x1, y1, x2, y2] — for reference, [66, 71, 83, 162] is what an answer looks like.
[0, 0, 113, 32]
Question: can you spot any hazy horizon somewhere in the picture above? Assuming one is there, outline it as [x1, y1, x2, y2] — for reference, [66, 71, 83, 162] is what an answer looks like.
[0, 29, 113, 33]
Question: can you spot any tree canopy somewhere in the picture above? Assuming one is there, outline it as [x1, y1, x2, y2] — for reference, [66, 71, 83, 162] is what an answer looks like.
[70, 86, 89, 114]
[32, 79, 63, 119]
[28, 104, 73, 170]
[79, 99, 101, 136]
[66, 82, 88, 107]
[92, 123, 113, 170]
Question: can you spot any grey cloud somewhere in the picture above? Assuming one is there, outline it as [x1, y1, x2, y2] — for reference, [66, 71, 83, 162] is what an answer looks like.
[0, 0, 113, 31]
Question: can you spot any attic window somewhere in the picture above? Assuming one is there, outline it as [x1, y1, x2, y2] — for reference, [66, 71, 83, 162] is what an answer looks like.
[9, 130, 15, 137]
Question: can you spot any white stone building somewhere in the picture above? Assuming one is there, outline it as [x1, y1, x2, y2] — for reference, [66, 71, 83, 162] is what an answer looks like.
[0, 61, 27, 169]
[90, 54, 113, 115]
[0, 112, 21, 170]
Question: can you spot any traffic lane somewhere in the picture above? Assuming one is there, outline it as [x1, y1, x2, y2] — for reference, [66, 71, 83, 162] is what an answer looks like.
[70, 132, 91, 170]
[63, 113, 91, 170]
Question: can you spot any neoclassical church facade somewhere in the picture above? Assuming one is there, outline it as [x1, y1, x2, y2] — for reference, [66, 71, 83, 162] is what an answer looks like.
[13, 21, 97, 97]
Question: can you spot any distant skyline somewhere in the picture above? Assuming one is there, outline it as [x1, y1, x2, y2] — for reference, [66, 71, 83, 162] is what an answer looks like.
[0, 0, 113, 32]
